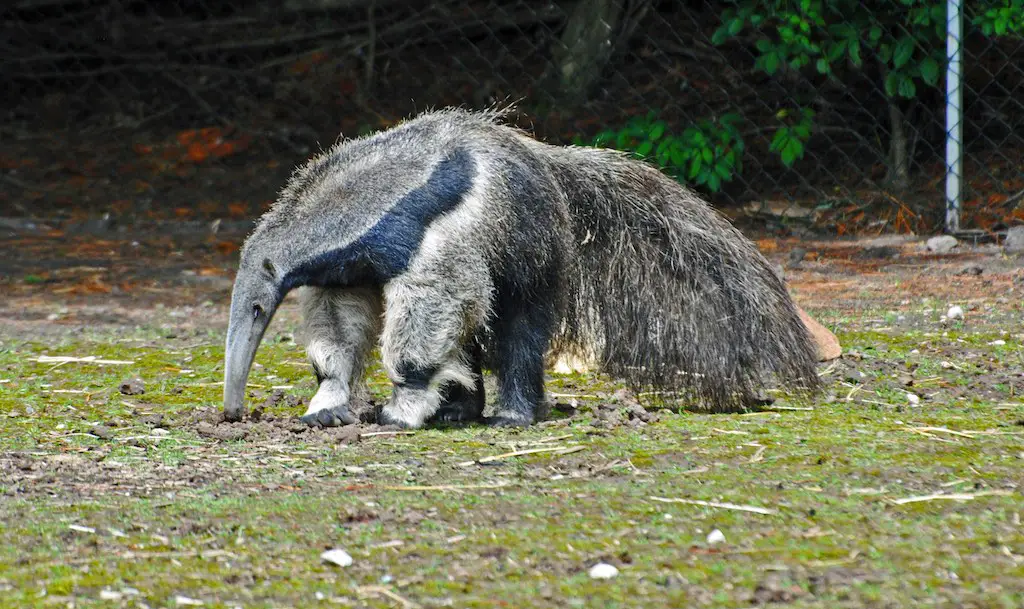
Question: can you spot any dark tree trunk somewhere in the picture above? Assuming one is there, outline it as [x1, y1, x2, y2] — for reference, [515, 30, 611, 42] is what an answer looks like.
[551, 0, 626, 104]
[886, 100, 911, 191]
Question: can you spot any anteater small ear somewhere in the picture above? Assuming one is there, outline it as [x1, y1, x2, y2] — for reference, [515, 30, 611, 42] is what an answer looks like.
[262, 258, 276, 277]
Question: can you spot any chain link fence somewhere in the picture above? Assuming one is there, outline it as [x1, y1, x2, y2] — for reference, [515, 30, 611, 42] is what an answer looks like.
[3, 0, 1022, 237]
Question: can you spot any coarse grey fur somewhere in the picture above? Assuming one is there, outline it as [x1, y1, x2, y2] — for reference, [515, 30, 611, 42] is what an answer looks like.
[222, 107, 820, 429]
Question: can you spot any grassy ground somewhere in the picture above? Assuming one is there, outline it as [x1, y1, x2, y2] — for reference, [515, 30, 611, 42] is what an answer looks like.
[1, 304, 1022, 609]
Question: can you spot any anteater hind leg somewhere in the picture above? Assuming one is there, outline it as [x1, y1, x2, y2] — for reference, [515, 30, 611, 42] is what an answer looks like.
[487, 302, 555, 427]
[428, 340, 486, 424]
[299, 286, 382, 427]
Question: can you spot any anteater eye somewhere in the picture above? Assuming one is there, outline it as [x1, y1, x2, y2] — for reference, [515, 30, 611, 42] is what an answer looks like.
[253, 304, 264, 319]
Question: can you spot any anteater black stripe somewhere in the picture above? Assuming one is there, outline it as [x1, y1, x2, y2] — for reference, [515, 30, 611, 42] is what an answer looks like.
[281, 148, 475, 291]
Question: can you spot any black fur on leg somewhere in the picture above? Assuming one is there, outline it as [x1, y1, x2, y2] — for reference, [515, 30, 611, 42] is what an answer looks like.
[486, 298, 554, 428]
[428, 341, 486, 425]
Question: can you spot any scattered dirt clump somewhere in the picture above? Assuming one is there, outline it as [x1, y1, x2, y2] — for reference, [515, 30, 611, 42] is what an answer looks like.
[118, 377, 145, 395]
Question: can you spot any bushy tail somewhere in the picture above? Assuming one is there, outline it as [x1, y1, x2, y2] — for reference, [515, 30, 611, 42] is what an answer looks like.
[544, 145, 820, 410]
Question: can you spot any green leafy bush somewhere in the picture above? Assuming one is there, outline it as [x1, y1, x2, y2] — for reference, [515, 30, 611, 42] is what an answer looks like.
[579, 111, 745, 192]
[710, 0, 1024, 189]
[769, 107, 814, 167]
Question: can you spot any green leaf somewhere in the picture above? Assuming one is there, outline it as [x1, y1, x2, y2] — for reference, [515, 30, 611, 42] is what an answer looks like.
[702, 147, 713, 163]
[816, 58, 829, 74]
[995, 17, 1008, 36]
[919, 57, 939, 86]
[770, 128, 789, 152]
[648, 122, 666, 141]
[849, 40, 862, 66]
[656, 139, 672, 157]
[688, 156, 702, 179]
[728, 17, 744, 36]
[893, 37, 914, 69]
[670, 145, 686, 167]
[706, 173, 721, 192]
[763, 52, 780, 74]
[898, 76, 917, 98]
[711, 27, 729, 46]
[781, 138, 804, 166]
[884, 71, 900, 97]
[755, 39, 773, 53]
[826, 40, 847, 62]
[636, 140, 653, 157]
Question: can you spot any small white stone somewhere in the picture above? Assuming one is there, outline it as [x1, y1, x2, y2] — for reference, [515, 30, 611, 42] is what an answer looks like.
[588, 562, 619, 579]
[320, 548, 353, 567]
[99, 590, 123, 601]
[989, 340, 1006, 346]
[152, 428, 170, 436]
[927, 235, 958, 253]
[663, 513, 673, 520]
[906, 393, 921, 405]
[1004, 226, 1024, 253]
[946, 305, 964, 320]
[706, 529, 726, 545]
[315, 592, 325, 601]
[174, 596, 204, 606]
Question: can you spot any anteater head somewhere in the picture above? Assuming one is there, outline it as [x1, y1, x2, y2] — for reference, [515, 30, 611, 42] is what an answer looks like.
[223, 243, 285, 422]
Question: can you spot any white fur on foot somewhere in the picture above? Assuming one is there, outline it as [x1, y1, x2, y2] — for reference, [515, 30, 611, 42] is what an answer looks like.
[305, 379, 349, 415]
[381, 391, 437, 429]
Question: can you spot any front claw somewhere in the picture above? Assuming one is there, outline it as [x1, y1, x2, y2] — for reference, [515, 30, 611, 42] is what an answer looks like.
[429, 401, 484, 425]
[300, 405, 357, 428]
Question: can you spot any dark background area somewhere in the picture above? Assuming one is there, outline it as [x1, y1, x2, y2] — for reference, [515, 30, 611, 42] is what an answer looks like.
[2, 0, 1023, 235]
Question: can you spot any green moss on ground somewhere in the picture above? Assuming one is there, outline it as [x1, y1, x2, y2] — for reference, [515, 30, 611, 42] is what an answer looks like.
[0, 322, 1021, 608]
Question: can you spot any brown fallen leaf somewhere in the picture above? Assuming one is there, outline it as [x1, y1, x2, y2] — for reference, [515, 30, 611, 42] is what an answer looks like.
[797, 306, 842, 362]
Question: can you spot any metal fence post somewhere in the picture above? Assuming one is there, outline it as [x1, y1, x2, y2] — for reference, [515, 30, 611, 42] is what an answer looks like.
[945, 0, 964, 234]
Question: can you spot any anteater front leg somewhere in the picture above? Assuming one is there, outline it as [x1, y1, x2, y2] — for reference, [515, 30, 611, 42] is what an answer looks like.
[377, 279, 481, 429]
[428, 340, 486, 424]
[299, 287, 382, 427]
